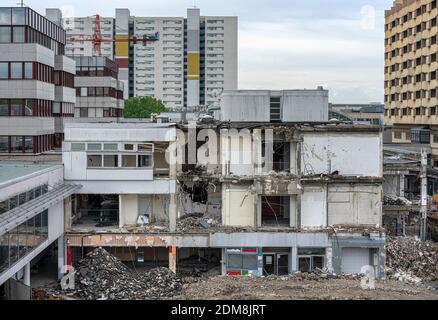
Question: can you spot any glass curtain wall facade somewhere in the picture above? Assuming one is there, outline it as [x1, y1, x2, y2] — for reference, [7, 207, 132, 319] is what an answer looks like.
[0, 210, 48, 274]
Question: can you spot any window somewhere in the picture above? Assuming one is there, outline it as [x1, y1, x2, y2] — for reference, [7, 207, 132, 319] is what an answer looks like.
[10, 100, 22, 116]
[122, 155, 137, 167]
[12, 26, 25, 43]
[12, 8, 25, 25]
[298, 248, 325, 272]
[0, 8, 11, 25]
[103, 143, 118, 151]
[26, 189, 35, 201]
[270, 97, 281, 122]
[0, 136, 8, 152]
[0, 200, 7, 215]
[24, 99, 32, 115]
[87, 143, 102, 151]
[9, 196, 17, 210]
[24, 136, 33, 153]
[124, 144, 134, 151]
[10, 62, 22, 79]
[33, 187, 41, 198]
[87, 154, 102, 167]
[0, 63, 8, 79]
[138, 154, 152, 168]
[10, 136, 23, 152]
[18, 193, 26, 205]
[71, 143, 85, 151]
[103, 155, 118, 167]
[0, 26, 11, 43]
[138, 143, 153, 152]
[79, 108, 88, 118]
[24, 62, 32, 79]
[0, 100, 7, 116]
[227, 254, 243, 269]
[242, 255, 258, 270]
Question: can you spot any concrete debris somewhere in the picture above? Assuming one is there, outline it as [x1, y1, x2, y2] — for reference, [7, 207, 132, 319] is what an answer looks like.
[176, 273, 438, 300]
[391, 271, 422, 284]
[176, 212, 221, 232]
[32, 288, 65, 300]
[383, 195, 412, 206]
[386, 236, 438, 282]
[64, 247, 183, 300]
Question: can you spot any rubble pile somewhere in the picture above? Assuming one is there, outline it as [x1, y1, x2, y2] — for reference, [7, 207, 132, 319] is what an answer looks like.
[383, 195, 412, 206]
[177, 212, 222, 232]
[68, 247, 183, 300]
[176, 273, 438, 300]
[127, 221, 169, 233]
[386, 236, 438, 282]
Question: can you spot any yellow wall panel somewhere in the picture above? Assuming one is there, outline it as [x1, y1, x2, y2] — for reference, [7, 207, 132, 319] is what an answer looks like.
[187, 52, 200, 80]
[115, 35, 129, 57]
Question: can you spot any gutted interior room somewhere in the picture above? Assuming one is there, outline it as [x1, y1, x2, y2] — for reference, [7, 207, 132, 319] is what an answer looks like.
[71, 194, 119, 228]
[261, 196, 290, 226]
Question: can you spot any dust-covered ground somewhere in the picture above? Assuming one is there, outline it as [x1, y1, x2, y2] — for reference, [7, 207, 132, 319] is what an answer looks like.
[175, 275, 438, 300]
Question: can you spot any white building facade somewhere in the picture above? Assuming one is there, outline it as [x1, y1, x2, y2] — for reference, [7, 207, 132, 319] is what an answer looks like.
[62, 122, 177, 230]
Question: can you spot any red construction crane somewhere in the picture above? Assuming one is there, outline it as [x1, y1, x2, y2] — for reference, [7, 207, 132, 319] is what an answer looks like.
[66, 15, 159, 56]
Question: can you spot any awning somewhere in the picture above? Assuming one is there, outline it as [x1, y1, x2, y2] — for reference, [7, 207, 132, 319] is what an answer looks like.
[0, 183, 81, 236]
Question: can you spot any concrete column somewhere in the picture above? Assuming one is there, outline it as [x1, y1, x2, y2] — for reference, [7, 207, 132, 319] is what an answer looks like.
[254, 192, 259, 228]
[118, 195, 124, 228]
[169, 246, 177, 273]
[169, 194, 177, 232]
[402, 216, 406, 236]
[221, 248, 227, 275]
[169, 138, 178, 232]
[24, 263, 30, 287]
[399, 174, 405, 197]
[290, 246, 298, 273]
[325, 247, 334, 273]
[378, 247, 386, 279]
[57, 236, 65, 280]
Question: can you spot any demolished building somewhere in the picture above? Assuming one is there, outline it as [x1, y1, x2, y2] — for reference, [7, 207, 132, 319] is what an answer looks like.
[383, 144, 438, 240]
[60, 88, 386, 278]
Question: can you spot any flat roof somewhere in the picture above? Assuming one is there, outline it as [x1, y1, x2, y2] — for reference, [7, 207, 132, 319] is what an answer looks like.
[384, 143, 432, 155]
[218, 122, 382, 132]
[64, 122, 176, 129]
[0, 162, 61, 186]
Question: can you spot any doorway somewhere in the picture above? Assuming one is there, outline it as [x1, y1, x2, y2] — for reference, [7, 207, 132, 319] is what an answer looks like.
[262, 254, 275, 275]
[263, 251, 290, 275]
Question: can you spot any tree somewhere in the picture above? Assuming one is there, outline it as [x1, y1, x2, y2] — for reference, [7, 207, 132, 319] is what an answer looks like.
[123, 96, 169, 118]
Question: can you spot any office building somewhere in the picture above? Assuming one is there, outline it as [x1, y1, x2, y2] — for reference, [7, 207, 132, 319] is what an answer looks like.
[0, 7, 75, 154]
[385, 0, 438, 164]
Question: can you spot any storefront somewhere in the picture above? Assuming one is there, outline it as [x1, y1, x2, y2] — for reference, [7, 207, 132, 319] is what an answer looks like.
[225, 248, 262, 276]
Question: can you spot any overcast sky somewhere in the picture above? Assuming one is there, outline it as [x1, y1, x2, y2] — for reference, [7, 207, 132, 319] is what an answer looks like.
[12, 0, 394, 103]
